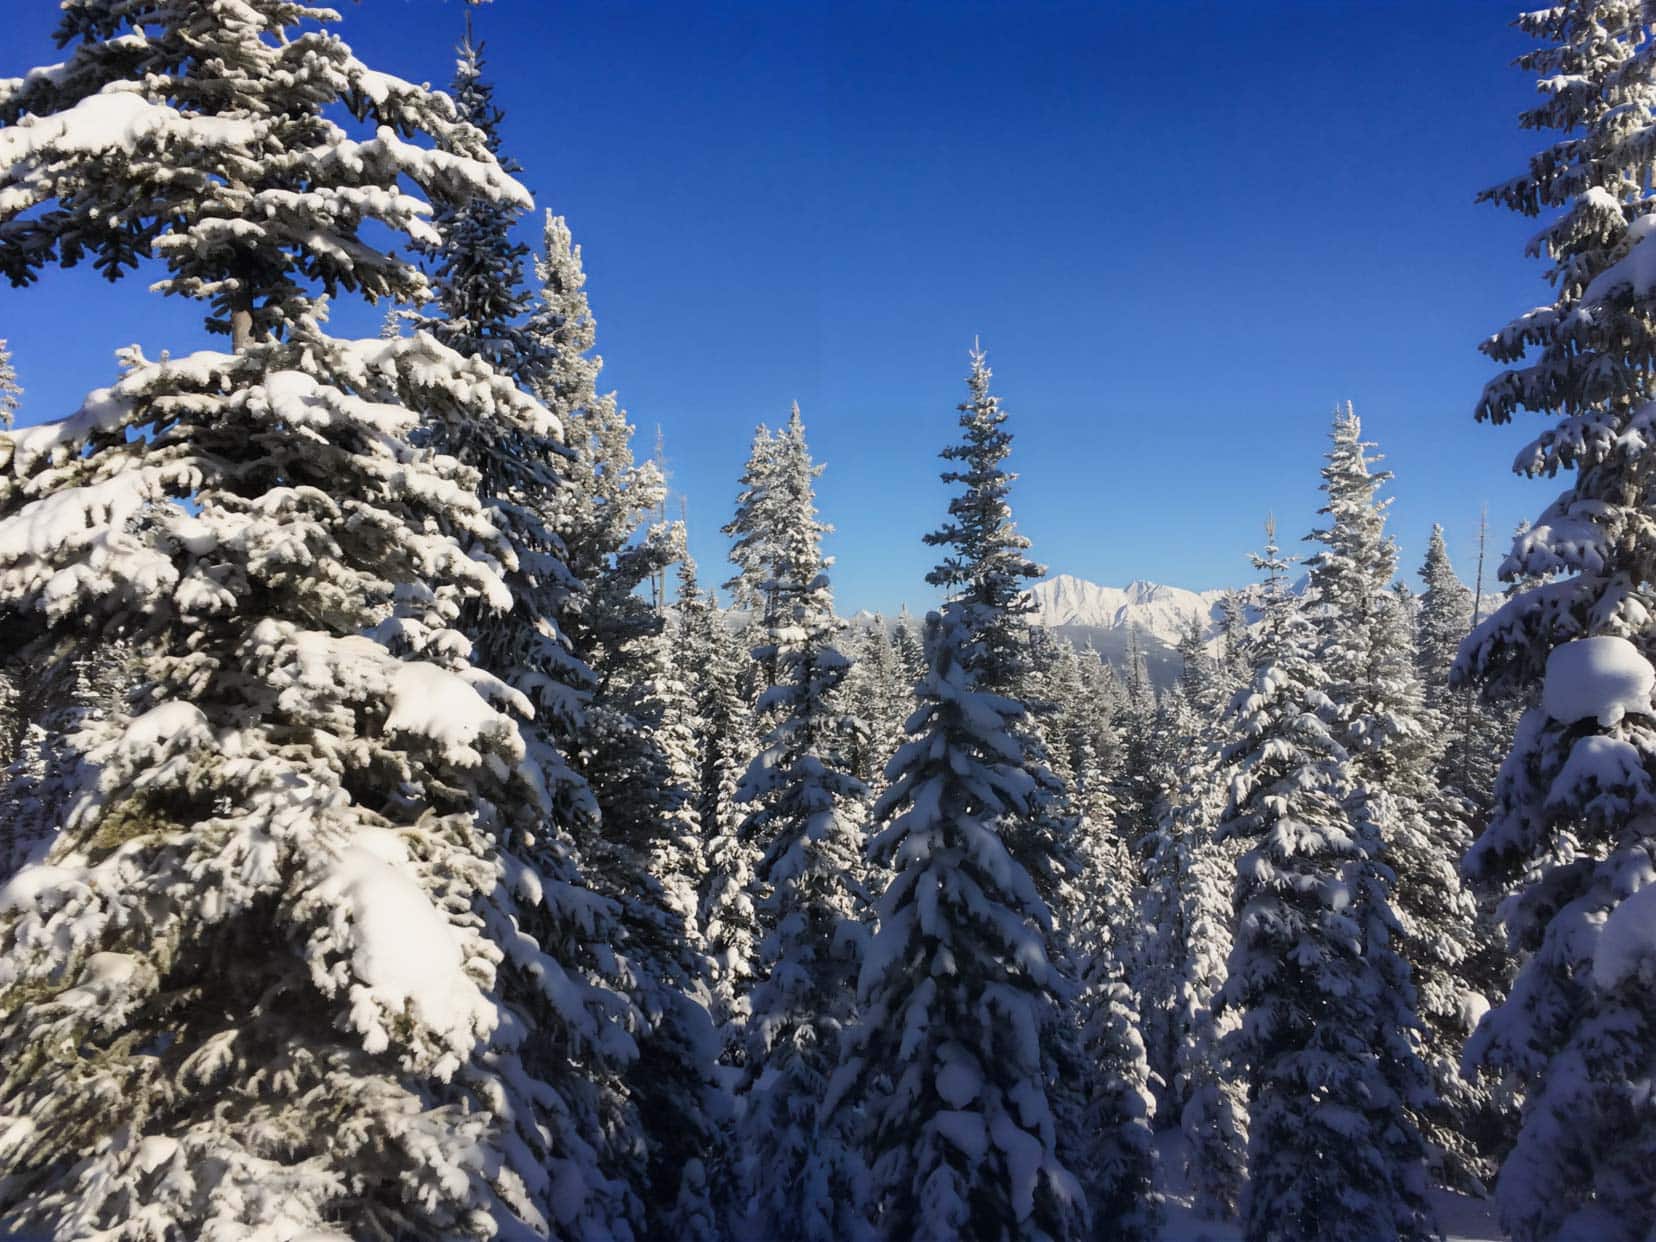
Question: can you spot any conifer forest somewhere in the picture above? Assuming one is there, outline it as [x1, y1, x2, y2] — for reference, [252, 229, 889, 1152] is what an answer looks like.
[1, 2, 1655, 1240]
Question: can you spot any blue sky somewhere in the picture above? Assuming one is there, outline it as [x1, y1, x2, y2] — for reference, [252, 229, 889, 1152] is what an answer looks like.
[1, 0, 1551, 615]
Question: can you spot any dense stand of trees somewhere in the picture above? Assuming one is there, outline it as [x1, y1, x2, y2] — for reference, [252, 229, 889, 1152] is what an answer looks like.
[0, 2, 1647, 1240]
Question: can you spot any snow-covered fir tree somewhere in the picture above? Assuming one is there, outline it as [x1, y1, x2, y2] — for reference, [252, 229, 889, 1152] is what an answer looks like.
[891, 606, 927, 687]
[1413, 527, 1518, 1168]
[510, 196, 721, 1233]
[724, 421, 784, 699]
[830, 349, 1151, 1240]
[1135, 623, 1235, 1117]
[732, 406, 874, 1242]
[1133, 677, 1198, 1113]
[1218, 589, 1250, 684]
[1173, 631, 1254, 1223]
[1420, 524, 1520, 830]
[923, 348, 1042, 698]
[390, 29, 728, 1226]
[529, 207, 677, 850]
[1304, 408, 1487, 1191]
[646, 554, 711, 935]
[1113, 627, 1166, 868]
[406, 26, 541, 386]
[0, 640, 132, 883]
[1455, 3, 1656, 1236]
[0, 3, 640, 1235]
[0, 339, 18, 429]
[1417, 525, 1473, 712]
[842, 619, 909, 794]
[675, 558, 751, 862]
[923, 346, 1077, 908]
[827, 605, 1090, 1242]
[699, 420, 793, 1032]
[1216, 520, 1438, 1242]
[1023, 633, 1156, 1239]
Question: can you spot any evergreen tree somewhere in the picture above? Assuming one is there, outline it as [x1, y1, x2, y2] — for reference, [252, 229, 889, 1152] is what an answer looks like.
[892, 606, 926, 685]
[1216, 522, 1438, 1242]
[0, 339, 18, 428]
[1135, 621, 1242, 1116]
[922, 347, 1042, 697]
[1304, 409, 1486, 1192]
[842, 619, 908, 794]
[923, 346, 1075, 906]
[1420, 524, 1519, 827]
[832, 349, 1150, 1240]
[0, 3, 636, 1234]
[1132, 680, 1196, 1116]
[827, 606, 1089, 1242]
[512, 200, 721, 1233]
[650, 556, 711, 933]
[1218, 589, 1250, 685]
[1063, 656, 1160, 1242]
[396, 34, 707, 1223]
[676, 561, 751, 863]
[1112, 628, 1163, 865]
[1129, 624, 1250, 1219]
[406, 27, 542, 386]
[0, 638, 132, 883]
[1458, 3, 1656, 1235]
[1417, 525, 1473, 712]
[733, 407, 874, 1242]
[724, 422, 783, 698]
[702, 420, 789, 1029]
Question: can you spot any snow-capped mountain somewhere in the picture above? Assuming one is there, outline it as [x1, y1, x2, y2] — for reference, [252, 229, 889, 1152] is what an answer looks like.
[1028, 574, 1229, 647]
[847, 575, 1261, 689]
[1027, 574, 1250, 689]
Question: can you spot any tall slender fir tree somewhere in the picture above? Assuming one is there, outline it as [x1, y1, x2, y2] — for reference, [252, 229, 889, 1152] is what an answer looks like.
[1458, 3, 1656, 1236]
[1304, 408, 1486, 1192]
[0, 340, 18, 429]
[733, 407, 875, 1242]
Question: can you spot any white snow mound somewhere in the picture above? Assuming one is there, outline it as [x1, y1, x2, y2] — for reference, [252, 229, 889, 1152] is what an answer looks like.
[1542, 636, 1655, 727]
[320, 828, 493, 1054]
[1595, 884, 1656, 990]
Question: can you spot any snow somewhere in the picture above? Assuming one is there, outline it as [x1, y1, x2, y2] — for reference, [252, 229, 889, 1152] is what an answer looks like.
[134, 1135, 178, 1175]
[384, 660, 519, 767]
[1029, 573, 1224, 643]
[1582, 211, 1656, 305]
[1546, 734, 1651, 812]
[1153, 1131, 1506, 1241]
[990, 1111, 1042, 1220]
[0, 864, 77, 913]
[932, 1110, 988, 1161]
[315, 827, 495, 1065]
[935, 1056, 982, 1108]
[121, 701, 211, 756]
[1594, 883, 1656, 989]
[0, 89, 257, 214]
[1459, 989, 1491, 1035]
[1542, 636, 1654, 727]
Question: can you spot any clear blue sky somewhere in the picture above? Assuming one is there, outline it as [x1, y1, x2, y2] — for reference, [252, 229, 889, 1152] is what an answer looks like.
[1, 0, 1551, 615]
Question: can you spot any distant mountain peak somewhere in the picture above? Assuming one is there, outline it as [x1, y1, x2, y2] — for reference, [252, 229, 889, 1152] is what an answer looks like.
[1028, 574, 1220, 644]
[1023, 573, 1237, 690]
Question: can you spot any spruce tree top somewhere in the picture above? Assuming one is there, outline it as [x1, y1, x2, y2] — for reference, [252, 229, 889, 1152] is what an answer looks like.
[1466, 0, 1656, 680]
[0, 0, 525, 344]
[1416, 524, 1473, 696]
[924, 345, 1043, 695]
[411, 27, 539, 384]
